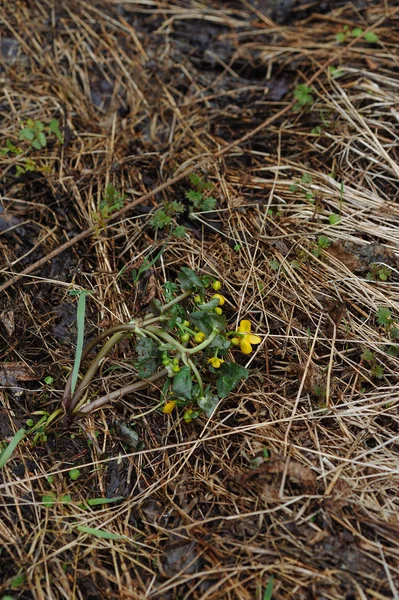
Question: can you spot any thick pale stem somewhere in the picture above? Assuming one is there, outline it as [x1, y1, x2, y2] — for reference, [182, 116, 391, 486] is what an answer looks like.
[76, 368, 169, 416]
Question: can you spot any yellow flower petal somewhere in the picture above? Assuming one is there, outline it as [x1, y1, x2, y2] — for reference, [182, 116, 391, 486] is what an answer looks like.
[163, 400, 176, 414]
[248, 334, 262, 345]
[238, 319, 251, 333]
[240, 338, 253, 354]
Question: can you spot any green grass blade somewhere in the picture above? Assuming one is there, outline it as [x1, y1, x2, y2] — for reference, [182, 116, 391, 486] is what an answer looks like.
[0, 428, 26, 468]
[71, 291, 89, 395]
[263, 575, 274, 600]
[76, 525, 123, 540]
[86, 496, 124, 507]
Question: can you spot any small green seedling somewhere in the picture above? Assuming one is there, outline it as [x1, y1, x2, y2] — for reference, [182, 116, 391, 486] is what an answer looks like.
[98, 184, 125, 218]
[19, 118, 63, 150]
[329, 213, 341, 225]
[336, 25, 379, 44]
[376, 307, 399, 340]
[68, 469, 81, 481]
[294, 84, 314, 110]
[366, 264, 391, 282]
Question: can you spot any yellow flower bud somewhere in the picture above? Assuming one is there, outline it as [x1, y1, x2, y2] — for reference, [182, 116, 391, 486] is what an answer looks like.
[212, 280, 221, 291]
[212, 293, 225, 306]
[194, 331, 206, 343]
[214, 307, 223, 315]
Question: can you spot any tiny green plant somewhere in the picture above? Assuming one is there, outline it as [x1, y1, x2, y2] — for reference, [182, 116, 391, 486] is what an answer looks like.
[94, 184, 125, 223]
[68, 469, 81, 481]
[366, 264, 392, 282]
[150, 173, 216, 237]
[293, 84, 314, 110]
[263, 575, 274, 600]
[361, 348, 385, 379]
[19, 118, 64, 150]
[336, 25, 379, 44]
[376, 307, 399, 339]
[25, 410, 63, 445]
[62, 269, 262, 422]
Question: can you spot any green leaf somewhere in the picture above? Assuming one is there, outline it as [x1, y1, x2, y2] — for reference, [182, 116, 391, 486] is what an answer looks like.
[301, 173, 312, 184]
[172, 365, 192, 400]
[351, 27, 363, 38]
[197, 393, 219, 417]
[31, 138, 42, 150]
[216, 362, 249, 398]
[19, 128, 35, 141]
[361, 349, 374, 362]
[269, 258, 279, 272]
[263, 575, 274, 600]
[134, 337, 160, 377]
[86, 496, 124, 507]
[336, 32, 346, 43]
[49, 118, 64, 143]
[163, 281, 178, 302]
[329, 213, 341, 225]
[70, 290, 90, 395]
[365, 31, 379, 43]
[377, 306, 392, 326]
[37, 131, 47, 148]
[317, 235, 331, 249]
[169, 200, 184, 214]
[69, 468, 81, 481]
[185, 189, 203, 205]
[150, 210, 171, 229]
[391, 327, 399, 340]
[190, 310, 226, 336]
[172, 226, 187, 238]
[208, 334, 231, 351]
[42, 493, 56, 507]
[0, 428, 25, 468]
[10, 573, 25, 589]
[199, 196, 217, 211]
[371, 364, 384, 379]
[76, 526, 123, 540]
[178, 267, 205, 293]
[198, 298, 220, 311]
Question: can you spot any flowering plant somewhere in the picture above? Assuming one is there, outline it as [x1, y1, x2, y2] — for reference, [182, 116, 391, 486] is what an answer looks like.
[62, 268, 261, 422]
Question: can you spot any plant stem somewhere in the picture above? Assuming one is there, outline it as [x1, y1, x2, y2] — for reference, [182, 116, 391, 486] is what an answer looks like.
[76, 368, 168, 416]
[187, 357, 204, 397]
[186, 328, 218, 354]
[161, 290, 191, 313]
[144, 325, 188, 355]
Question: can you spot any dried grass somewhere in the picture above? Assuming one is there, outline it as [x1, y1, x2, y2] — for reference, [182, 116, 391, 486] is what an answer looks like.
[1, 1, 399, 598]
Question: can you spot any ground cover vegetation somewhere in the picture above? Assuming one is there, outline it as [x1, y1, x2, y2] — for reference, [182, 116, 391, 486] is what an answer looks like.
[0, 0, 399, 598]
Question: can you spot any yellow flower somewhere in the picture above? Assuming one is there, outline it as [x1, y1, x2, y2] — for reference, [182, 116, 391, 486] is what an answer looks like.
[208, 357, 225, 369]
[236, 320, 262, 354]
[212, 293, 225, 306]
[194, 331, 206, 343]
[163, 400, 177, 414]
